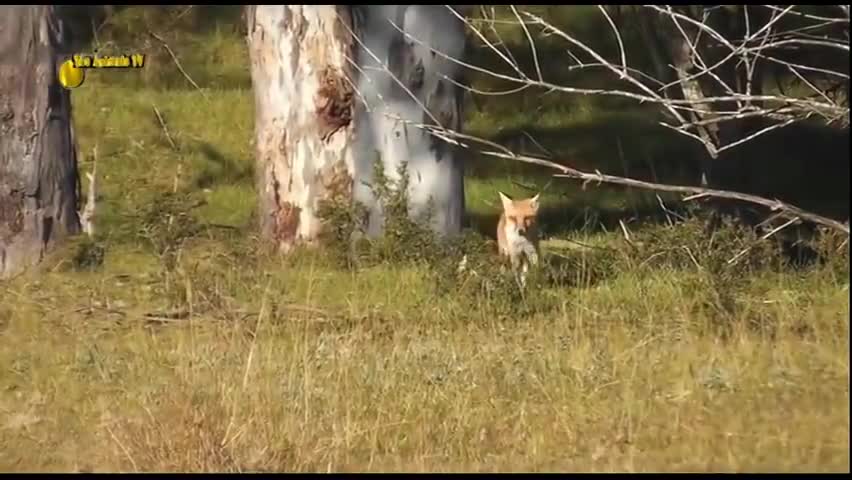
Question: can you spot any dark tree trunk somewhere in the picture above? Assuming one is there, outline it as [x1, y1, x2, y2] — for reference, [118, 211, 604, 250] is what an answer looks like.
[0, 6, 80, 279]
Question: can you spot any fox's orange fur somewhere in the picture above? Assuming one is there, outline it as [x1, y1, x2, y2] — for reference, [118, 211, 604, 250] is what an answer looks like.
[496, 191, 540, 283]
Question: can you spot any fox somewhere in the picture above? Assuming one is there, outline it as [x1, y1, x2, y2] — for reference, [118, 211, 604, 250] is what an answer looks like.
[496, 191, 541, 285]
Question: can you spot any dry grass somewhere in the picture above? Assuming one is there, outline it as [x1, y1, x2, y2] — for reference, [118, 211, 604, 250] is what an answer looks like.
[0, 226, 848, 472]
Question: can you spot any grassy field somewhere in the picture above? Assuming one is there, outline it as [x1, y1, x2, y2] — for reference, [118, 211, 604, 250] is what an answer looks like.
[0, 7, 849, 473]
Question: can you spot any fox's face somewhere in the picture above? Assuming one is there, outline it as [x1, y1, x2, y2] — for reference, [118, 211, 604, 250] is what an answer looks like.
[499, 191, 540, 238]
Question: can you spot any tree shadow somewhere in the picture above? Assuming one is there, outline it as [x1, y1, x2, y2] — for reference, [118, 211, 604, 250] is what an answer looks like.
[60, 5, 245, 42]
[463, 118, 706, 186]
[192, 142, 254, 189]
[712, 121, 851, 222]
[188, 6, 245, 33]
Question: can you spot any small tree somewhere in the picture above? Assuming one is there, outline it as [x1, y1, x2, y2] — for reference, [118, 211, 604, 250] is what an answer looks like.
[0, 6, 81, 278]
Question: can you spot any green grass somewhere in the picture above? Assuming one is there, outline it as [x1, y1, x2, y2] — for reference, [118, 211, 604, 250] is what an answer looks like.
[0, 6, 849, 473]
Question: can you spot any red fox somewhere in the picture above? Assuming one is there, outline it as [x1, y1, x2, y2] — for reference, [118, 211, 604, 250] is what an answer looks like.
[496, 191, 541, 285]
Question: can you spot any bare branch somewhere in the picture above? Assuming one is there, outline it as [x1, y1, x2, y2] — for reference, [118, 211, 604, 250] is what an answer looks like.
[522, 10, 691, 126]
[510, 5, 543, 81]
[598, 5, 628, 76]
[761, 4, 850, 24]
[550, 166, 849, 236]
[713, 117, 798, 155]
[444, 4, 526, 79]
[747, 37, 850, 53]
[340, 4, 850, 238]
[727, 216, 801, 265]
[148, 30, 208, 100]
[645, 5, 739, 53]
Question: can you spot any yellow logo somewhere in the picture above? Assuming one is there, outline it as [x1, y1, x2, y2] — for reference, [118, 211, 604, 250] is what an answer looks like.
[58, 51, 146, 90]
[58, 59, 85, 89]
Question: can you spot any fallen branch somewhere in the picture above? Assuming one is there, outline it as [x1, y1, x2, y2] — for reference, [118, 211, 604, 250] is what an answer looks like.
[152, 104, 179, 151]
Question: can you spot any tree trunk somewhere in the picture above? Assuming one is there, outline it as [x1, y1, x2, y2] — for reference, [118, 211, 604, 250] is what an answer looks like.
[351, 5, 468, 238]
[246, 5, 468, 252]
[0, 6, 80, 279]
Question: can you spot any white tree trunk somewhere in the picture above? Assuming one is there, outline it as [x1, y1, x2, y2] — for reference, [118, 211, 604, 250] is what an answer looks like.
[351, 5, 468, 238]
[246, 5, 468, 252]
[247, 5, 357, 252]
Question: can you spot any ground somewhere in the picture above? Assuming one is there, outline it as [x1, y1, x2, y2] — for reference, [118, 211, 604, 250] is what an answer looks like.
[0, 6, 848, 472]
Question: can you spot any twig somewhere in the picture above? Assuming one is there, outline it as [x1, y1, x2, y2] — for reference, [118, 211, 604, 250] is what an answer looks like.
[521, 130, 553, 158]
[173, 5, 194, 23]
[243, 281, 271, 389]
[151, 105, 179, 151]
[511, 5, 543, 81]
[106, 425, 139, 473]
[656, 194, 679, 226]
[147, 30, 208, 100]
[618, 219, 634, 246]
[598, 5, 628, 76]
[727, 216, 801, 265]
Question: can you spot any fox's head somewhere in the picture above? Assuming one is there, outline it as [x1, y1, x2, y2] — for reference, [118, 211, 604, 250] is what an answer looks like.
[499, 191, 540, 237]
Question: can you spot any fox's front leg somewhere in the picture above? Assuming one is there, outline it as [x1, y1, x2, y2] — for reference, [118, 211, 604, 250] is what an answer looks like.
[528, 249, 539, 267]
[519, 257, 530, 287]
[509, 252, 522, 272]
[509, 253, 527, 287]
[522, 241, 539, 267]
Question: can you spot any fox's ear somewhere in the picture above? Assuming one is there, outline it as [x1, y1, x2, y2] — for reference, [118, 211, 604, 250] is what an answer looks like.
[498, 191, 513, 210]
[529, 193, 540, 211]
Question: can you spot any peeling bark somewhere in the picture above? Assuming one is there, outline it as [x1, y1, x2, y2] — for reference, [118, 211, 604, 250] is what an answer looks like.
[0, 6, 80, 279]
[247, 5, 469, 252]
[248, 5, 358, 252]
